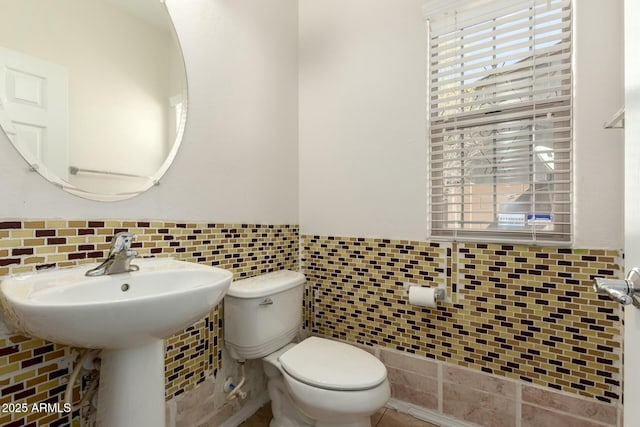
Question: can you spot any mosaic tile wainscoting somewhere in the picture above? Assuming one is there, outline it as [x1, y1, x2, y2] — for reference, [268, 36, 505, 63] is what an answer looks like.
[302, 236, 624, 427]
[0, 220, 298, 427]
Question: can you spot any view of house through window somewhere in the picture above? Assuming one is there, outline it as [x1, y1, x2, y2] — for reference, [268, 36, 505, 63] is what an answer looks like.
[427, 0, 572, 243]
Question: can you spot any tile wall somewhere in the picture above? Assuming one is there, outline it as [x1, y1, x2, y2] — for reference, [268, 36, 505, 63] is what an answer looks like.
[301, 236, 624, 410]
[0, 220, 298, 427]
[0, 223, 626, 426]
[378, 345, 622, 427]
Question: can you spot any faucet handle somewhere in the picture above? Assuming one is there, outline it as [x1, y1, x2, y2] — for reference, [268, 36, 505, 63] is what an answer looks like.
[593, 268, 640, 307]
[109, 232, 135, 255]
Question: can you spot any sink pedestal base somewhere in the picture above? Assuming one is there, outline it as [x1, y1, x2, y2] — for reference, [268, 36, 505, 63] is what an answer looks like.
[97, 340, 165, 427]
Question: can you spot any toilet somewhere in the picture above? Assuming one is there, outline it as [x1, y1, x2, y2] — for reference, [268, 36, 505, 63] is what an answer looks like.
[224, 270, 390, 427]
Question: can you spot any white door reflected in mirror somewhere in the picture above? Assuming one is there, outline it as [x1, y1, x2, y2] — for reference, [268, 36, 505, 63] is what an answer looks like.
[0, 0, 188, 201]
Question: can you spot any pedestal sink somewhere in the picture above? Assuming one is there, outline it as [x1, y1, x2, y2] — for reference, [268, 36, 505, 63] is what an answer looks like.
[0, 257, 233, 427]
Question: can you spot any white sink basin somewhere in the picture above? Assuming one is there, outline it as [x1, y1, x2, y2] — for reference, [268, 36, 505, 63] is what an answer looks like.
[0, 257, 233, 427]
[0, 257, 232, 349]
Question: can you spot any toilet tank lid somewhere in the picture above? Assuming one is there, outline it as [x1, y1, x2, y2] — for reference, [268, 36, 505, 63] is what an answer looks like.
[227, 270, 305, 298]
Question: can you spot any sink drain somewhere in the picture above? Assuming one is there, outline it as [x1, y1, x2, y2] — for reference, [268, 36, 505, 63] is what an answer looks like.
[121, 283, 130, 292]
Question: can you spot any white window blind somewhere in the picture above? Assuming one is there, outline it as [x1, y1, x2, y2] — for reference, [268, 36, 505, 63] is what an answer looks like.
[427, 0, 572, 243]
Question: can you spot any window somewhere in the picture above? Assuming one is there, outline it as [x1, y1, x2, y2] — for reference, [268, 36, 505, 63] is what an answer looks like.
[426, 0, 572, 243]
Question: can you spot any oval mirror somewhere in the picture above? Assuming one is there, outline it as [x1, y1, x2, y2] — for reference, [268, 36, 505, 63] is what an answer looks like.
[0, 0, 188, 201]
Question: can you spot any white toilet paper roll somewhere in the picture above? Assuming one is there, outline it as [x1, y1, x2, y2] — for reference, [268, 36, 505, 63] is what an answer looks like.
[408, 286, 438, 308]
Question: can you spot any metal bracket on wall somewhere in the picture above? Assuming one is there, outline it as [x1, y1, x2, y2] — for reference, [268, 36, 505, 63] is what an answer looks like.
[604, 107, 625, 129]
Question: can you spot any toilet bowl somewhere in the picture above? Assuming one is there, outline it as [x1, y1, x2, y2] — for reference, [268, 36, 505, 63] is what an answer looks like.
[275, 337, 390, 426]
[281, 372, 390, 426]
[224, 271, 390, 427]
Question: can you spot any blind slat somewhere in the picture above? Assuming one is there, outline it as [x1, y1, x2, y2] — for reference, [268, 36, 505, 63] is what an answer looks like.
[431, 42, 571, 82]
[431, 137, 572, 150]
[431, 180, 572, 189]
[432, 124, 572, 139]
[430, 101, 571, 131]
[431, 84, 572, 115]
[432, 6, 571, 49]
[431, 23, 571, 69]
[432, 72, 571, 105]
[428, 0, 572, 38]
[430, 60, 571, 97]
[433, 160, 571, 175]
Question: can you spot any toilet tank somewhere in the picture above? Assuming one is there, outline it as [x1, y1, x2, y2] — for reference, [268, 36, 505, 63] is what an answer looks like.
[224, 270, 305, 361]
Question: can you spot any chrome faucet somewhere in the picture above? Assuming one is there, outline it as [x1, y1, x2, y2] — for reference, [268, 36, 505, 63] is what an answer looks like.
[86, 232, 139, 276]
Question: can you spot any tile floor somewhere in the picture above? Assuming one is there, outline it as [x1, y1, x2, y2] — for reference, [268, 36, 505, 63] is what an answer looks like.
[239, 404, 439, 427]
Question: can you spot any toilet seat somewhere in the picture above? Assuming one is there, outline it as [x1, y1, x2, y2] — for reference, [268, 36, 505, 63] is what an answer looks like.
[281, 370, 391, 424]
[278, 337, 387, 391]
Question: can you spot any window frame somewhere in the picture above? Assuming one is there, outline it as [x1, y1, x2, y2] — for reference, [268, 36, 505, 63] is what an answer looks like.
[426, 0, 573, 244]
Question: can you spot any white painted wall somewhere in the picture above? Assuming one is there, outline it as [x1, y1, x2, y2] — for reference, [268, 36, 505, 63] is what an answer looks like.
[298, 0, 625, 249]
[572, 0, 625, 249]
[0, 0, 623, 245]
[299, 0, 428, 241]
[624, 0, 640, 420]
[0, 0, 299, 224]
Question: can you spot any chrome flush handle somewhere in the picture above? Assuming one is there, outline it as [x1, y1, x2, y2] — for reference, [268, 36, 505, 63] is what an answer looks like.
[593, 268, 640, 308]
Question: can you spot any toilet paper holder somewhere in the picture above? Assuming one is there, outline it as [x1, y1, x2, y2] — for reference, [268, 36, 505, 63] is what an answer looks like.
[402, 283, 446, 301]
